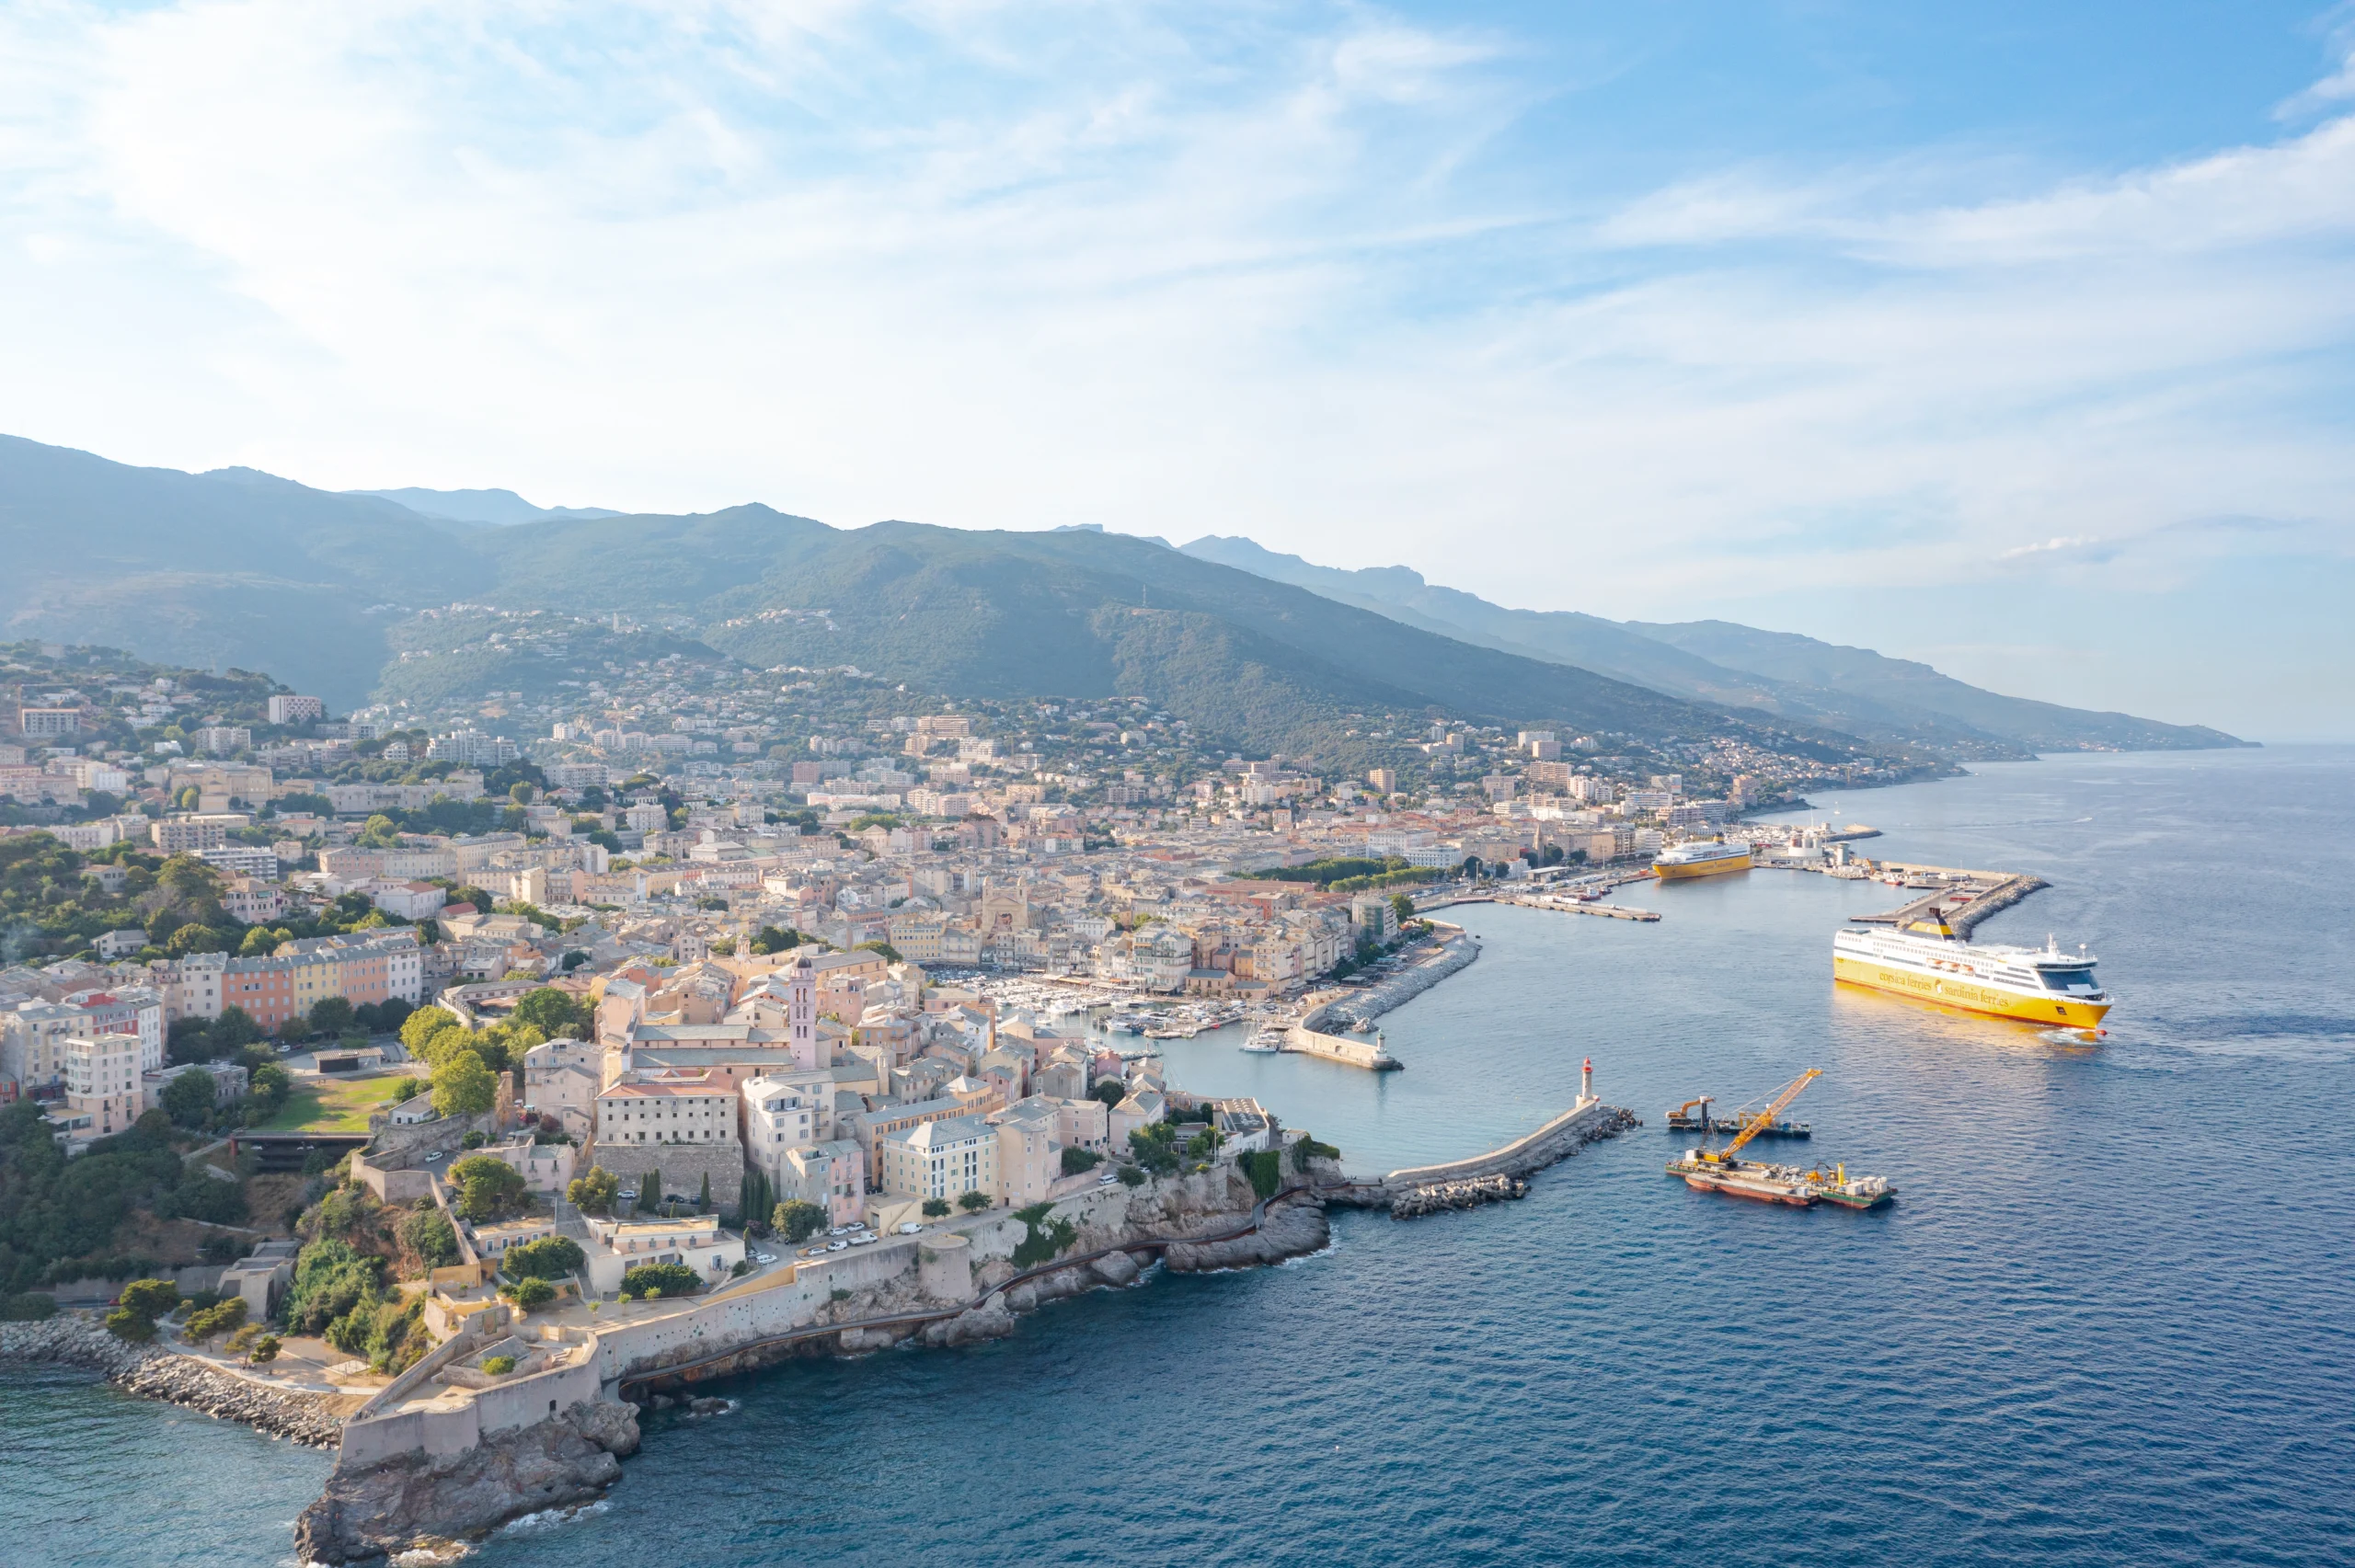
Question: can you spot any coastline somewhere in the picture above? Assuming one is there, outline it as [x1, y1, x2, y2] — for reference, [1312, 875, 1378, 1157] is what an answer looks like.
[0, 1316, 349, 1447]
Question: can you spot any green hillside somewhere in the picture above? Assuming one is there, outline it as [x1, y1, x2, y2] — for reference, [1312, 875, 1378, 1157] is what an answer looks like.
[1180, 534, 2245, 756]
[0, 434, 1876, 767]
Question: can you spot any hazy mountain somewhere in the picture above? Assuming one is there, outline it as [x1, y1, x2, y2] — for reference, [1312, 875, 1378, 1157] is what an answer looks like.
[1179, 535, 2245, 755]
[346, 486, 624, 525]
[0, 436, 479, 710]
[2, 435, 1859, 765]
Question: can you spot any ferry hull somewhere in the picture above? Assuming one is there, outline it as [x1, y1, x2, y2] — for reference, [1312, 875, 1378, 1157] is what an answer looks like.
[1653, 854, 1752, 881]
[1832, 954, 2110, 1029]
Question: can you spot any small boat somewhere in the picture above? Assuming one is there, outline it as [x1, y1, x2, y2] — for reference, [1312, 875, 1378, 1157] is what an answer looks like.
[1240, 1029, 1283, 1054]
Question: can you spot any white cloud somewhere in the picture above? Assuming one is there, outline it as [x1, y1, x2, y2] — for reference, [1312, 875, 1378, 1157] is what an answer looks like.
[0, 0, 2350, 732]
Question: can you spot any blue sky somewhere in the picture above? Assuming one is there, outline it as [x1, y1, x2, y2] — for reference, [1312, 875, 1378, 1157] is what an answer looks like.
[3, 2, 2351, 738]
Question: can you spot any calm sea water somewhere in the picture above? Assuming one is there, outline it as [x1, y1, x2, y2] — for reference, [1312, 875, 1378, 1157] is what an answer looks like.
[6, 747, 2351, 1567]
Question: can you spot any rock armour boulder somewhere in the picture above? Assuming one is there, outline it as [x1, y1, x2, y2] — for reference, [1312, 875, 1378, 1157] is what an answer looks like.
[0, 1316, 342, 1446]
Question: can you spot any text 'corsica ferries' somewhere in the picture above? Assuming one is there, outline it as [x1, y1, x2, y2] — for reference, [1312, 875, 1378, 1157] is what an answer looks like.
[1832, 911, 2111, 1029]
[1652, 840, 1754, 880]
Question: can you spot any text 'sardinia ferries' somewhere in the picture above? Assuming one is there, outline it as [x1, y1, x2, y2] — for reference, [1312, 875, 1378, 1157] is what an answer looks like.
[1832, 910, 2111, 1029]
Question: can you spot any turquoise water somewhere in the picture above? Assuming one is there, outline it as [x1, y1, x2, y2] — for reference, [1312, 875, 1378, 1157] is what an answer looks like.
[5, 747, 2351, 1566]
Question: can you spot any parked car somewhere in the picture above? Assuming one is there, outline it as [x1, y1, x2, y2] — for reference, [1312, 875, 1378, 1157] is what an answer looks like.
[752, 1252, 775, 1265]
[1098, 1172, 1118, 1184]
[896, 1223, 923, 1235]
[425, 1150, 447, 1162]
[850, 1234, 878, 1246]
[827, 1240, 847, 1252]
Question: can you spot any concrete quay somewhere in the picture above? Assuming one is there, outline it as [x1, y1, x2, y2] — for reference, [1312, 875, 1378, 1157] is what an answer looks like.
[1296, 929, 1483, 1062]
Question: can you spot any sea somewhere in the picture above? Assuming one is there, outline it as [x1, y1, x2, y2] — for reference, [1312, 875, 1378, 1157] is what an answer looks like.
[4, 745, 2350, 1567]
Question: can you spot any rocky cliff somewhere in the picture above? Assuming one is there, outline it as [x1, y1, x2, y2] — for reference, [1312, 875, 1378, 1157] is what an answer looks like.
[293, 1399, 640, 1565]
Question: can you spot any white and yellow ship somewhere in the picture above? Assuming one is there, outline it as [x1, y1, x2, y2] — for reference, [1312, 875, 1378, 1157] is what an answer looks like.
[1832, 913, 2111, 1029]
[1652, 840, 1753, 881]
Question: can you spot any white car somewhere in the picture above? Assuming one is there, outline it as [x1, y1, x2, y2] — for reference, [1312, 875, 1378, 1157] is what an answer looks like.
[753, 1252, 775, 1265]
[850, 1233, 878, 1246]
[425, 1150, 446, 1162]
[828, 1226, 849, 1237]
[827, 1239, 847, 1252]
[1098, 1172, 1118, 1184]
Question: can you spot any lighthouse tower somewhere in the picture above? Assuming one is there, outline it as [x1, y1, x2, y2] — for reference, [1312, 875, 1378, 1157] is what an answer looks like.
[1581, 1056, 1593, 1104]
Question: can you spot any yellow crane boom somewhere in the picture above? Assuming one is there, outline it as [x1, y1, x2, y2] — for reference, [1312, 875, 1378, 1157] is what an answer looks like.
[1720, 1069, 1821, 1159]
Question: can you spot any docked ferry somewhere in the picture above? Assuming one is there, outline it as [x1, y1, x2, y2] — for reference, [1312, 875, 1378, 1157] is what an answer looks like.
[1652, 840, 1753, 880]
[1832, 913, 2111, 1029]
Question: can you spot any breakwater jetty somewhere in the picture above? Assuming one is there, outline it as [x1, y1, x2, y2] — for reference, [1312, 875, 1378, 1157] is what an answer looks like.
[1847, 865, 2049, 938]
[1329, 1097, 1643, 1216]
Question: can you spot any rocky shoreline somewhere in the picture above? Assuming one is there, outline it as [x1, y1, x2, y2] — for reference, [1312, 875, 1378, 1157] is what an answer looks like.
[294, 1398, 639, 1565]
[0, 1314, 346, 1447]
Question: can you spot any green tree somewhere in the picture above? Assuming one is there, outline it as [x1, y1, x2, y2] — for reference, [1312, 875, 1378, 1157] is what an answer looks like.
[957, 1189, 992, 1211]
[210, 1006, 261, 1051]
[159, 1070, 216, 1127]
[1389, 892, 1417, 926]
[105, 1307, 155, 1343]
[1115, 1164, 1146, 1188]
[398, 1005, 459, 1055]
[119, 1277, 180, 1321]
[618, 1262, 699, 1298]
[356, 814, 401, 849]
[185, 1297, 248, 1343]
[500, 1276, 555, 1310]
[308, 996, 356, 1037]
[431, 1049, 498, 1118]
[1130, 1123, 1180, 1175]
[248, 1334, 280, 1364]
[247, 1061, 292, 1114]
[503, 1236, 585, 1279]
[921, 1196, 950, 1218]
[1060, 1147, 1101, 1176]
[237, 926, 280, 957]
[509, 987, 591, 1040]
[568, 1165, 619, 1216]
[396, 1207, 459, 1271]
[509, 782, 535, 806]
[771, 1200, 826, 1242]
[447, 1155, 525, 1220]
[1091, 1078, 1129, 1111]
[415, 1022, 477, 1069]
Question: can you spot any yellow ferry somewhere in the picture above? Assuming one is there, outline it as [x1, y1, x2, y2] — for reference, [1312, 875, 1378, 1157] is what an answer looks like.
[1653, 840, 1753, 880]
[1832, 912, 2111, 1029]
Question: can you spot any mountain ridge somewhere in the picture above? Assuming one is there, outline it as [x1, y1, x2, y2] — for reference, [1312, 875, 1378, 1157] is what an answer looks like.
[1177, 534, 2246, 756]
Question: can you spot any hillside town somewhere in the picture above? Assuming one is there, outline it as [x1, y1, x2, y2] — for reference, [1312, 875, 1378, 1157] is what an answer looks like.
[0, 635, 1875, 1396]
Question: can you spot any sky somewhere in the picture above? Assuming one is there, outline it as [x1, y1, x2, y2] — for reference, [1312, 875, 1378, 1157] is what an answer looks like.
[4, 1, 2353, 740]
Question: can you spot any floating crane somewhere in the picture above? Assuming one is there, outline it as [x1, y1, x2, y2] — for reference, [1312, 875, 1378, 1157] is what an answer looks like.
[1690, 1070, 1820, 1170]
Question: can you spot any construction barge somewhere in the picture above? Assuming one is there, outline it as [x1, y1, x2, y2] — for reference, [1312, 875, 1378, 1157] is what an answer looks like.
[1663, 1095, 1810, 1140]
[1664, 1070, 1897, 1211]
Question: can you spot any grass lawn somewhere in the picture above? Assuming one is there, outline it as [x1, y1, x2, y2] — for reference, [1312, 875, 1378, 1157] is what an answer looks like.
[253, 1074, 419, 1134]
